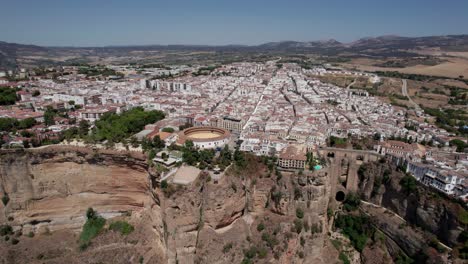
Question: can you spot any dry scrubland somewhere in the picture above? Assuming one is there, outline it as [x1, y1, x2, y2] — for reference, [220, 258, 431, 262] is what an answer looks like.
[342, 56, 468, 79]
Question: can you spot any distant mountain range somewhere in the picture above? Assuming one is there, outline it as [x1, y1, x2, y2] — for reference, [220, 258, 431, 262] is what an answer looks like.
[1, 34, 468, 70]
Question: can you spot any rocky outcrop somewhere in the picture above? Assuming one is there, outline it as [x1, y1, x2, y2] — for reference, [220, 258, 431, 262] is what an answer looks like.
[1, 147, 341, 264]
[0, 147, 150, 232]
[157, 162, 337, 264]
[358, 161, 465, 250]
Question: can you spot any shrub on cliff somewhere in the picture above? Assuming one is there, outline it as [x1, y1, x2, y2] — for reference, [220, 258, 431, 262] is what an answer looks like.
[257, 222, 265, 232]
[0, 225, 13, 236]
[1, 195, 9, 206]
[262, 232, 278, 248]
[161, 180, 168, 189]
[243, 245, 257, 260]
[109, 221, 134, 235]
[296, 208, 304, 219]
[222, 242, 233, 253]
[86, 207, 96, 219]
[458, 209, 468, 226]
[339, 252, 350, 264]
[79, 208, 106, 250]
[11, 238, 19, 245]
[335, 214, 373, 252]
[293, 219, 303, 234]
[343, 192, 361, 211]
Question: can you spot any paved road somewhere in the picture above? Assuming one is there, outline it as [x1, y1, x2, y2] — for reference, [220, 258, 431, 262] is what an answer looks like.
[346, 78, 356, 89]
[401, 79, 421, 110]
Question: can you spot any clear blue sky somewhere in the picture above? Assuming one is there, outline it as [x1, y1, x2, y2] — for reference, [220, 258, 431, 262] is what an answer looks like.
[1, 0, 467, 47]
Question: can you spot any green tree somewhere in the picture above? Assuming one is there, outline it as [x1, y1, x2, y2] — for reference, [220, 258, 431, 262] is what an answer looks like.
[184, 140, 194, 149]
[161, 127, 175, 133]
[0, 118, 19, 131]
[153, 135, 165, 149]
[199, 149, 214, 164]
[219, 145, 232, 166]
[148, 149, 156, 160]
[399, 175, 417, 195]
[78, 120, 90, 137]
[449, 139, 467, 152]
[0, 87, 18, 105]
[18, 118, 37, 129]
[335, 214, 373, 252]
[92, 107, 165, 143]
[234, 149, 246, 167]
[44, 109, 55, 126]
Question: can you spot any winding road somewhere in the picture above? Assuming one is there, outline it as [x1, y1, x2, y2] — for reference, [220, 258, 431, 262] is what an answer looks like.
[401, 79, 421, 110]
[346, 78, 356, 89]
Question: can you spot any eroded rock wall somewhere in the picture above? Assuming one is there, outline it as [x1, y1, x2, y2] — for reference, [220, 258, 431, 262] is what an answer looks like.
[358, 161, 465, 248]
[0, 148, 341, 264]
[0, 148, 150, 231]
[157, 164, 337, 264]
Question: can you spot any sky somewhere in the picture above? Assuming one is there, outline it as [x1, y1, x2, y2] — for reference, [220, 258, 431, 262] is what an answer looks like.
[1, 0, 467, 47]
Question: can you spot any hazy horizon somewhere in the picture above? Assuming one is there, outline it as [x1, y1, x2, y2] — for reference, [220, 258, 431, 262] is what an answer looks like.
[1, 0, 468, 47]
[4, 33, 468, 48]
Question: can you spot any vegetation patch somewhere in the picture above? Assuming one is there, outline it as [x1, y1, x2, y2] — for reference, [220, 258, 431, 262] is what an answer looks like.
[343, 193, 361, 212]
[296, 208, 304, 219]
[0, 225, 13, 236]
[335, 214, 373, 252]
[399, 175, 417, 195]
[91, 107, 165, 143]
[1, 195, 9, 206]
[422, 107, 467, 135]
[79, 208, 106, 250]
[0, 86, 18, 105]
[328, 136, 347, 148]
[339, 252, 351, 264]
[222, 242, 233, 253]
[109, 221, 134, 235]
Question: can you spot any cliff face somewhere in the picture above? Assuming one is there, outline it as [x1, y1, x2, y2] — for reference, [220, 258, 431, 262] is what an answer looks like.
[157, 162, 337, 264]
[358, 161, 465, 248]
[0, 147, 340, 264]
[0, 148, 151, 232]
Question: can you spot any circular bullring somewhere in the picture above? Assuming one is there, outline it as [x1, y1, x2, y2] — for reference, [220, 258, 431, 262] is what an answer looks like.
[177, 126, 231, 149]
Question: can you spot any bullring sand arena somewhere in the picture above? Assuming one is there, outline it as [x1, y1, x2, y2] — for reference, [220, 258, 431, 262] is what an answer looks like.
[177, 127, 230, 149]
[185, 129, 224, 139]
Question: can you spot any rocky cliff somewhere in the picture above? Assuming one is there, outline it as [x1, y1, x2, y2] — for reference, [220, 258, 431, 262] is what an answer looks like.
[357, 160, 467, 261]
[0, 147, 341, 264]
[0, 147, 167, 263]
[156, 158, 338, 264]
[0, 147, 150, 232]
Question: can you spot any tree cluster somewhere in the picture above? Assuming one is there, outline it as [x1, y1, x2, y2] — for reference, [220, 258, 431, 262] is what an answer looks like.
[91, 107, 165, 143]
[335, 214, 373, 252]
[0, 87, 18, 105]
[0, 117, 37, 132]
